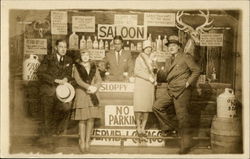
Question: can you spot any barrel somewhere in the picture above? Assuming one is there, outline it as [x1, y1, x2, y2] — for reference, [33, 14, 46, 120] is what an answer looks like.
[210, 116, 242, 153]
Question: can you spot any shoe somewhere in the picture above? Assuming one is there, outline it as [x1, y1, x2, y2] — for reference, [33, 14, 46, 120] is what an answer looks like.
[46, 143, 56, 153]
[160, 130, 178, 137]
[178, 147, 191, 154]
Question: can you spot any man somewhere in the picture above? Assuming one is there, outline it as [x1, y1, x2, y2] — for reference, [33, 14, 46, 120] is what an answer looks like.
[37, 39, 73, 151]
[104, 36, 134, 81]
[153, 35, 201, 154]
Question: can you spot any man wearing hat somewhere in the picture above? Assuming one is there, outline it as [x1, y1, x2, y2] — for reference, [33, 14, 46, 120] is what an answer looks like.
[153, 35, 201, 154]
[37, 39, 74, 151]
[104, 35, 134, 81]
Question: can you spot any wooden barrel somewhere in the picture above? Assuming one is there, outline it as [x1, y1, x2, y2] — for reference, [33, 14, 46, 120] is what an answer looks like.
[210, 116, 242, 153]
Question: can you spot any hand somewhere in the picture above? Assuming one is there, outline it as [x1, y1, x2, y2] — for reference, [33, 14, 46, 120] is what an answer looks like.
[55, 79, 64, 85]
[185, 82, 190, 88]
[87, 86, 97, 94]
[62, 78, 68, 84]
[149, 76, 155, 83]
[129, 77, 135, 83]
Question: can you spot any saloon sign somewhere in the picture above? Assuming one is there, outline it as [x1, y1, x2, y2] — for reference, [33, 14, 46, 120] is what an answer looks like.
[98, 24, 147, 40]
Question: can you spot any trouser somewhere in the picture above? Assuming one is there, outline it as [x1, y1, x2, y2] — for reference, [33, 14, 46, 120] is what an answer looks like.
[153, 88, 192, 149]
[40, 94, 71, 140]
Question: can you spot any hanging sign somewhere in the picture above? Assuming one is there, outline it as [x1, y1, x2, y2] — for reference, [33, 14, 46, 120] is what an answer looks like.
[114, 14, 138, 25]
[24, 39, 47, 55]
[51, 11, 68, 35]
[99, 82, 134, 92]
[88, 49, 105, 60]
[200, 33, 223, 46]
[92, 128, 165, 147]
[144, 13, 175, 26]
[72, 16, 95, 32]
[98, 24, 147, 40]
[105, 105, 135, 126]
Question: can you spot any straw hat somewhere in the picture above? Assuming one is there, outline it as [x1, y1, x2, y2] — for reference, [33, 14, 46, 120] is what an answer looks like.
[56, 82, 75, 103]
[143, 40, 152, 50]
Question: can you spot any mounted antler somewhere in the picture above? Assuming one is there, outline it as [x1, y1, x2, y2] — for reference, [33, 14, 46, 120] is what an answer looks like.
[33, 20, 50, 38]
[196, 10, 214, 34]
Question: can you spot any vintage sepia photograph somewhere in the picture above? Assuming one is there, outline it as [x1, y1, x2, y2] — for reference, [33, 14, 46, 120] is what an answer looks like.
[1, 0, 249, 158]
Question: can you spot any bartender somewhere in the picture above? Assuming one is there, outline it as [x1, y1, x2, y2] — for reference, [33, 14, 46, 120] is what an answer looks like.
[104, 36, 134, 81]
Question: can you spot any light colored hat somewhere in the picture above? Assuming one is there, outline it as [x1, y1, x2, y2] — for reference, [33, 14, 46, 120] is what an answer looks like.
[165, 35, 182, 46]
[56, 82, 75, 103]
[143, 40, 152, 50]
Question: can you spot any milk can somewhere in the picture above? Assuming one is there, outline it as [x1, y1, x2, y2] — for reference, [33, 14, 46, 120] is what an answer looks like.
[23, 54, 40, 81]
[217, 88, 237, 118]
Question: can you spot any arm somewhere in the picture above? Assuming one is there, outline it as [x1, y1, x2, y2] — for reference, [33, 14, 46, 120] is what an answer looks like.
[93, 69, 102, 89]
[134, 56, 152, 81]
[127, 52, 134, 77]
[73, 66, 90, 89]
[185, 54, 201, 86]
[37, 55, 55, 85]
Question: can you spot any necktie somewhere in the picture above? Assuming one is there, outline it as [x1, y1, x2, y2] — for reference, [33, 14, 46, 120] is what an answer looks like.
[59, 56, 63, 65]
[170, 55, 175, 64]
[117, 52, 120, 64]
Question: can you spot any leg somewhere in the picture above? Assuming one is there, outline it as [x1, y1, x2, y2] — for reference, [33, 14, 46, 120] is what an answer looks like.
[141, 112, 149, 134]
[85, 118, 94, 151]
[78, 120, 86, 152]
[174, 89, 192, 153]
[134, 112, 142, 134]
[153, 92, 177, 131]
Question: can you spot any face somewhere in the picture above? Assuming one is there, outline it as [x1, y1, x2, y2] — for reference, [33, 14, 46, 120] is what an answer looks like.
[144, 47, 152, 55]
[81, 52, 90, 62]
[114, 39, 123, 52]
[168, 43, 180, 55]
[55, 41, 67, 56]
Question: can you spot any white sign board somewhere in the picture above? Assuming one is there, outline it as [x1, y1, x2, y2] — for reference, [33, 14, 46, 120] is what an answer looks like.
[51, 11, 68, 35]
[200, 33, 224, 46]
[24, 39, 47, 55]
[114, 14, 138, 25]
[91, 129, 165, 147]
[88, 49, 105, 60]
[105, 105, 135, 126]
[144, 13, 175, 26]
[72, 16, 95, 32]
[99, 82, 134, 92]
[98, 24, 147, 40]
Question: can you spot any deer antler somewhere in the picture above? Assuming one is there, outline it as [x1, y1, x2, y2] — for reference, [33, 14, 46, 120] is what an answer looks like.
[33, 20, 50, 38]
[196, 10, 214, 34]
[175, 11, 195, 33]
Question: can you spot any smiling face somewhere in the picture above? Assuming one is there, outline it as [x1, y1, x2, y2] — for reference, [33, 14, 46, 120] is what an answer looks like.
[144, 47, 152, 55]
[81, 52, 90, 63]
[168, 43, 180, 55]
[55, 41, 67, 56]
[114, 39, 123, 52]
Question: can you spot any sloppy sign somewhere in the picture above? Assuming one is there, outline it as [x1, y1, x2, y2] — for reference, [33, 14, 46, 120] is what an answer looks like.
[51, 11, 68, 35]
[91, 129, 165, 147]
[144, 13, 175, 27]
[72, 16, 95, 32]
[88, 49, 105, 60]
[105, 105, 135, 126]
[99, 82, 134, 92]
[200, 33, 223, 46]
[114, 14, 138, 25]
[24, 39, 47, 55]
[98, 24, 147, 40]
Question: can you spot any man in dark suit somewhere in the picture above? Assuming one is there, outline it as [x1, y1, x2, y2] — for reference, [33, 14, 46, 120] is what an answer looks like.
[153, 35, 201, 154]
[37, 39, 73, 151]
[104, 36, 134, 81]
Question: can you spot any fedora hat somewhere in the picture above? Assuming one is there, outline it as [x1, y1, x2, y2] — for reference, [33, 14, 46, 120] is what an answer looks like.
[143, 40, 152, 50]
[165, 35, 182, 46]
[56, 82, 75, 103]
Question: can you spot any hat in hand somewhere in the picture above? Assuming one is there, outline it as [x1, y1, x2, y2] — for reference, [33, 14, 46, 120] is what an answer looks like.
[56, 82, 75, 103]
[165, 35, 182, 46]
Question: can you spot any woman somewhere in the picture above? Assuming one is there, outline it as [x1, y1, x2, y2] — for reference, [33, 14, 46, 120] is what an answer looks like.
[71, 51, 102, 153]
[133, 40, 156, 137]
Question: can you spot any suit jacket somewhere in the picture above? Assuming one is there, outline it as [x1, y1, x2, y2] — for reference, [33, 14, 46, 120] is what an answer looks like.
[159, 52, 201, 98]
[104, 49, 134, 81]
[37, 53, 73, 96]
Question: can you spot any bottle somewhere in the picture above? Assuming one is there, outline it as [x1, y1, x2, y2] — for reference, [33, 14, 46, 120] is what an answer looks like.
[152, 38, 157, 51]
[69, 32, 79, 50]
[124, 41, 130, 51]
[156, 35, 162, 52]
[93, 36, 99, 49]
[86, 36, 92, 50]
[211, 67, 217, 81]
[110, 40, 114, 50]
[162, 35, 168, 52]
[99, 39, 104, 49]
[105, 40, 109, 51]
[148, 33, 152, 42]
[130, 42, 136, 51]
[23, 55, 40, 81]
[80, 35, 86, 50]
[136, 42, 142, 51]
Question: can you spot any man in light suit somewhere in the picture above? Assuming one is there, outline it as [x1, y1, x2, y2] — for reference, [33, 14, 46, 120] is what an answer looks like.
[104, 36, 134, 81]
[153, 35, 201, 154]
[37, 39, 73, 151]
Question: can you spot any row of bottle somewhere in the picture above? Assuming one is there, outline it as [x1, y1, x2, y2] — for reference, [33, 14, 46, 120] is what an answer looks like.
[69, 32, 169, 52]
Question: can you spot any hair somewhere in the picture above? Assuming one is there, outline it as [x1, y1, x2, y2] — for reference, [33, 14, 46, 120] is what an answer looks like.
[55, 39, 67, 46]
[113, 35, 123, 42]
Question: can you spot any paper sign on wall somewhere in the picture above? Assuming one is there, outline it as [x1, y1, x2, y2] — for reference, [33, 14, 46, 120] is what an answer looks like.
[88, 49, 105, 60]
[114, 14, 138, 25]
[72, 16, 95, 32]
[98, 24, 147, 40]
[144, 13, 175, 26]
[105, 105, 135, 126]
[51, 11, 68, 35]
[24, 39, 47, 55]
[200, 33, 224, 46]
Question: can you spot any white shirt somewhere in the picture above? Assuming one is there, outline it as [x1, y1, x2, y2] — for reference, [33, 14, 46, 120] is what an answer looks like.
[56, 54, 63, 62]
[115, 50, 122, 64]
